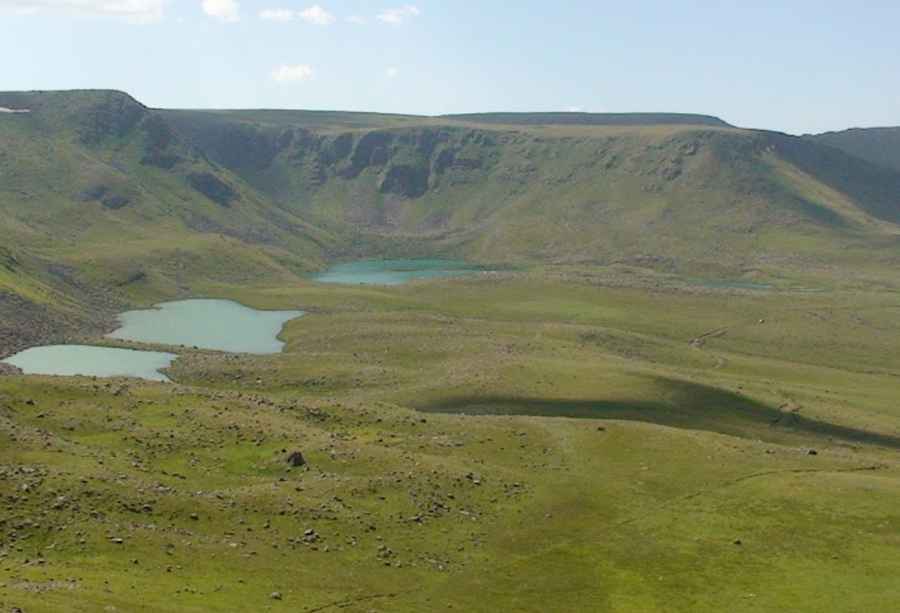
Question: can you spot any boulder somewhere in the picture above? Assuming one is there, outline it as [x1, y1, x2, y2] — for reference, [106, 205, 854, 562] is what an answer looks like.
[286, 451, 306, 467]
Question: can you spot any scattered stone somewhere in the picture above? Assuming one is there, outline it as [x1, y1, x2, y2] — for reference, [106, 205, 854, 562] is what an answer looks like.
[303, 529, 318, 543]
[270, 591, 282, 601]
[807, 449, 818, 456]
[286, 451, 306, 467]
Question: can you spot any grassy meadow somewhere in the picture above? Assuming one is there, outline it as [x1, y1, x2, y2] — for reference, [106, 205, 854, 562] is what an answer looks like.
[2, 267, 898, 612]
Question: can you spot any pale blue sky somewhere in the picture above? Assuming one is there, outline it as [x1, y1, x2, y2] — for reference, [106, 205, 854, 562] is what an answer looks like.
[1, 1, 898, 134]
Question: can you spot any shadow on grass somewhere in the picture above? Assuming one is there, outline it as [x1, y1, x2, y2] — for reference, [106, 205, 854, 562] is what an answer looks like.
[417, 377, 900, 449]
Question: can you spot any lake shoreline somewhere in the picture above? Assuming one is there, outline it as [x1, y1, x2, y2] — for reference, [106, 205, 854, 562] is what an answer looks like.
[0, 299, 119, 368]
[3, 344, 177, 382]
[2, 298, 304, 380]
[0, 291, 306, 370]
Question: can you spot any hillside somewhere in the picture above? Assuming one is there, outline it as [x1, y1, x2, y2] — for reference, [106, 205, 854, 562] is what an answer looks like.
[162, 106, 900, 279]
[808, 126, 900, 172]
[0, 91, 334, 355]
[2, 90, 900, 355]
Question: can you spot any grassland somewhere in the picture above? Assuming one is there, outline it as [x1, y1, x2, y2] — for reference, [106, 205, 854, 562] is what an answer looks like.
[2, 268, 899, 612]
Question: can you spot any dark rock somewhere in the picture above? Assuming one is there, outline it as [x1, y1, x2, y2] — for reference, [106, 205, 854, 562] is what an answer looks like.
[346, 131, 394, 177]
[200, 124, 280, 171]
[77, 91, 147, 145]
[116, 270, 146, 287]
[286, 451, 306, 467]
[76, 185, 109, 201]
[379, 163, 430, 198]
[140, 114, 183, 168]
[807, 449, 818, 456]
[319, 133, 354, 165]
[101, 194, 130, 210]
[77, 185, 131, 209]
[432, 147, 457, 175]
[187, 172, 238, 207]
[0, 247, 18, 272]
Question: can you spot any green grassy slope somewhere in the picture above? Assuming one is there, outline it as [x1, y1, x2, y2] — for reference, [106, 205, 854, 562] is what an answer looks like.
[0, 90, 332, 265]
[0, 91, 336, 355]
[3, 90, 898, 289]
[165, 107, 900, 283]
[809, 126, 900, 172]
[1, 272, 898, 612]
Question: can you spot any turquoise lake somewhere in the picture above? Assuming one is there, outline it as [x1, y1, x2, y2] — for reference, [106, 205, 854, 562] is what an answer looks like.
[108, 299, 303, 354]
[312, 259, 482, 285]
[2, 345, 176, 381]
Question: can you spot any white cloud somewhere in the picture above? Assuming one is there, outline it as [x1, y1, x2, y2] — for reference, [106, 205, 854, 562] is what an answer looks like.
[377, 4, 419, 24]
[385, 67, 399, 78]
[259, 7, 293, 21]
[0, 0, 168, 24]
[202, 0, 239, 22]
[345, 14, 365, 24]
[271, 64, 314, 83]
[258, 5, 334, 25]
[566, 106, 584, 113]
[298, 4, 333, 25]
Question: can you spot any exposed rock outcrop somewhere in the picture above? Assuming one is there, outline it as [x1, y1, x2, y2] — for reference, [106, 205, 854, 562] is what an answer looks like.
[188, 172, 239, 207]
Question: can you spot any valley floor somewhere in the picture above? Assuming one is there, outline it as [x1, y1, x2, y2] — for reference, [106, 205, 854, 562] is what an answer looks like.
[1, 268, 898, 612]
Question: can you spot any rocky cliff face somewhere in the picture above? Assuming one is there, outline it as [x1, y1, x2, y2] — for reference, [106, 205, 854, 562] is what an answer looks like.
[156, 105, 900, 271]
[164, 115, 501, 201]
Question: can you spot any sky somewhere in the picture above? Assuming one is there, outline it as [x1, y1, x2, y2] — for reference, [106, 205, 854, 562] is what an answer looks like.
[0, 1, 898, 134]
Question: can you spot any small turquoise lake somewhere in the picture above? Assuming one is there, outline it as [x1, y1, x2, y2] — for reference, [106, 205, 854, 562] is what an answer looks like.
[312, 259, 483, 286]
[108, 299, 303, 354]
[2, 345, 176, 381]
[2, 299, 302, 381]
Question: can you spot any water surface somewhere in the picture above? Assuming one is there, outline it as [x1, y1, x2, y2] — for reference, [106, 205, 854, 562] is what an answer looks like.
[108, 299, 302, 354]
[312, 259, 482, 285]
[2, 345, 176, 381]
